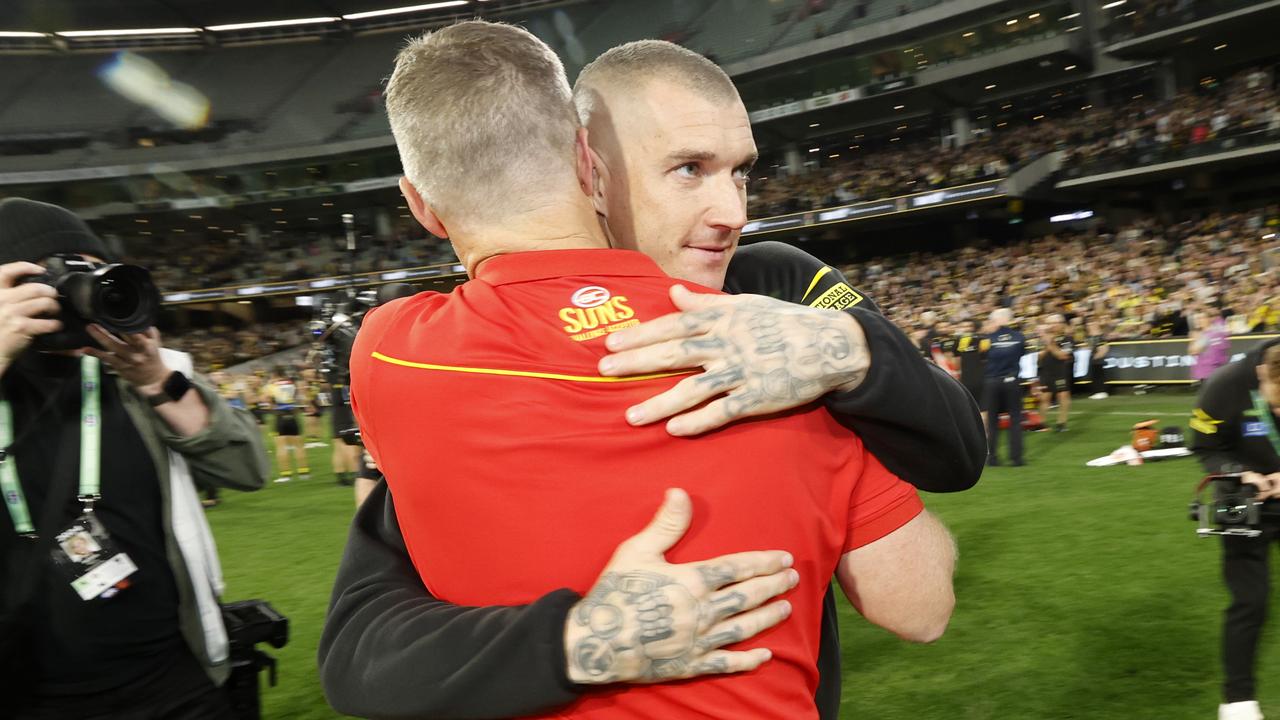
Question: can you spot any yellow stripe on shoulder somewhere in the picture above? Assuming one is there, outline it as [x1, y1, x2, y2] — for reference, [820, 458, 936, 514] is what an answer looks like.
[800, 266, 833, 302]
[371, 352, 691, 384]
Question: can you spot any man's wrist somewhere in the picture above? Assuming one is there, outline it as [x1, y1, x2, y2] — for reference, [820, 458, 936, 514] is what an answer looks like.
[831, 311, 871, 394]
[136, 374, 169, 397]
[562, 609, 598, 685]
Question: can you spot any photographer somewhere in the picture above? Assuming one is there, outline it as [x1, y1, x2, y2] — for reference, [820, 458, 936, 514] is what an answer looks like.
[1190, 339, 1280, 720]
[0, 198, 268, 719]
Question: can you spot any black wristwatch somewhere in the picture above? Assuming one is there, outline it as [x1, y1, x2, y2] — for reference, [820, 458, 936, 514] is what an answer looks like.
[146, 371, 193, 407]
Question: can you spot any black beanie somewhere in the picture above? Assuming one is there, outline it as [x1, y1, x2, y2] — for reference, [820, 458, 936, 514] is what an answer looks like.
[0, 198, 115, 266]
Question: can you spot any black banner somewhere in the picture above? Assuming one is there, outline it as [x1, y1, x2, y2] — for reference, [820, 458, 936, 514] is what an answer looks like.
[1014, 335, 1280, 384]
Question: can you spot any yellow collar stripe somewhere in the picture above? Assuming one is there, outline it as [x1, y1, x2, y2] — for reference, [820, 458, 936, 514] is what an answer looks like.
[371, 351, 692, 384]
[801, 266, 833, 303]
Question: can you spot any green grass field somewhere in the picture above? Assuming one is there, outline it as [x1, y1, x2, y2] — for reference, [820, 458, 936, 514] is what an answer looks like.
[208, 392, 1275, 719]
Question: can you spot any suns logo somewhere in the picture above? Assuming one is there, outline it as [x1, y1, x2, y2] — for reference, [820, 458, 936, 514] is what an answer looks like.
[571, 286, 611, 308]
[559, 286, 637, 340]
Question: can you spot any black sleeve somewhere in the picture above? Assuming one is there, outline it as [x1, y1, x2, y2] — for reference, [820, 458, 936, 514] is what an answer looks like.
[1189, 364, 1249, 476]
[726, 242, 985, 493]
[318, 481, 584, 720]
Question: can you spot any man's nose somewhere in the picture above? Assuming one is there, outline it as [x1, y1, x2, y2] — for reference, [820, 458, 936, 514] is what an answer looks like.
[706, 175, 747, 232]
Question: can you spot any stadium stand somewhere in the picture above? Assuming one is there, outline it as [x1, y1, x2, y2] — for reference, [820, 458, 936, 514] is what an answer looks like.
[844, 206, 1280, 345]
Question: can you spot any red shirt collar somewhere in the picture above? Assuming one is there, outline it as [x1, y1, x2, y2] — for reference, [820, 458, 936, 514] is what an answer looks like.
[476, 248, 668, 286]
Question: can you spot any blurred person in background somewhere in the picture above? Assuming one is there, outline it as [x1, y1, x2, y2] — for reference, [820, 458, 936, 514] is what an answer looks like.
[321, 31, 978, 720]
[1191, 340, 1280, 720]
[0, 198, 268, 719]
[264, 368, 308, 482]
[982, 307, 1026, 466]
[1086, 317, 1112, 400]
[955, 318, 989, 414]
[1037, 313, 1074, 433]
[301, 375, 325, 444]
[1192, 309, 1233, 387]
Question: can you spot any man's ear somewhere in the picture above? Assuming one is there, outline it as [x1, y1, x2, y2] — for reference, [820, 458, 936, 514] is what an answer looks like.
[399, 177, 449, 239]
[575, 128, 610, 218]
[575, 127, 595, 199]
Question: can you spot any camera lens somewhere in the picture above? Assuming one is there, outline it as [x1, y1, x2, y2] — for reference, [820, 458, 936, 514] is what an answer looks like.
[98, 279, 139, 322]
[90, 264, 160, 334]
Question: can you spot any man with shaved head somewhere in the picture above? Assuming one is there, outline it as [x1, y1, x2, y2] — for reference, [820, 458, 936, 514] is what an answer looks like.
[321, 28, 977, 720]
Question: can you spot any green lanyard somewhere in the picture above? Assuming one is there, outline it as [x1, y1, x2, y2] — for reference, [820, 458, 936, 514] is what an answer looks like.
[1250, 390, 1280, 458]
[0, 356, 102, 536]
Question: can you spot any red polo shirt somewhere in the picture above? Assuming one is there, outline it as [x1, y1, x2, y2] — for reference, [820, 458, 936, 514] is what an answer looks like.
[350, 248, 922, 720]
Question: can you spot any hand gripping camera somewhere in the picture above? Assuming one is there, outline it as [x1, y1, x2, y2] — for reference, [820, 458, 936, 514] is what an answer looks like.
[1189, 474, 1280, 538]
[19, 254, 161, 351]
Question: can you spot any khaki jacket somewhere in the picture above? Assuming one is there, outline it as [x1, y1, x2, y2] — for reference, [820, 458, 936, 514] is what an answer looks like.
[119, 350, 268, 685]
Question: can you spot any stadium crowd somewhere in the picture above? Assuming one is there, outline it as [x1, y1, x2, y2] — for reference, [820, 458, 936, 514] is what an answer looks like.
[158, 206, 1280, 377]
[841, 206, 1280, 346]
[124, 222, 457, 291]
[751, 65, 1278, 214]
[159, 320, 313, 376]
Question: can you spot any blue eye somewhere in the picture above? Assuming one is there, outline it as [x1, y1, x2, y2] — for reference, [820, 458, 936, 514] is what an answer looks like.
[675, 163, 699, 177]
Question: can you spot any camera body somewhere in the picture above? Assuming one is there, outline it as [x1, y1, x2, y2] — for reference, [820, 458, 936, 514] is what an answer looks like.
[221, 600, 289, 720]
[18, 253, 161, 351]
[1189, 474, 1274, 537]
[311, 283, 415, 445]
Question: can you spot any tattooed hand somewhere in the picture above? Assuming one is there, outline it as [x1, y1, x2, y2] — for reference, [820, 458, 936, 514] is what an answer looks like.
[599, 284, 870, 436]
[564, 488, 797, 685]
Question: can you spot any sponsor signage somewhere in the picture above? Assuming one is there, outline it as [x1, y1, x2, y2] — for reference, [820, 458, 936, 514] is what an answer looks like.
[160, 263, 467, 305]
[747, 89, 864, 123]
[742, 180, 1004, 238]
[863, 76, 916, 96]
[1011, 335, 1279, 384]
[343, 175, 400, 193]
[748, 101, 807, 123]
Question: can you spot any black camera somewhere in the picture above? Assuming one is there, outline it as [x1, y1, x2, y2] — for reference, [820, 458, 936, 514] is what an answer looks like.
[221, 600, 289, 720]
[1189, 474, 1280, 538]
[311, 283, 415, 445]
[19, 254, 161, 351]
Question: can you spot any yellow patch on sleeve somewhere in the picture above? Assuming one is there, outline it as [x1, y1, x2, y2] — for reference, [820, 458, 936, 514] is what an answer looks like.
[808, 282, 864, 311]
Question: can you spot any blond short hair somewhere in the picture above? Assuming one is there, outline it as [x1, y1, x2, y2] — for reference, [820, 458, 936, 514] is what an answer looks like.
[385, 21, 579, 224]
[572, 40, 740, 127]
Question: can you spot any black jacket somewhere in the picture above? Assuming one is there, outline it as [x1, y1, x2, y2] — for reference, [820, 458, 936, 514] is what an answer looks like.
[1191, 340, 1280, 476]
[318, 241, 985, 719]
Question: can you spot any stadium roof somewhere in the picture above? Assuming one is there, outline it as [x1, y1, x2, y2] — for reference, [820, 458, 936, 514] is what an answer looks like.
[0, 0, 559, 35]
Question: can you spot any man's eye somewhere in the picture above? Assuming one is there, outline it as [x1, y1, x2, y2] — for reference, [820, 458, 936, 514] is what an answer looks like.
[733, 167, 752, 182]
[675, 163, 699, 177]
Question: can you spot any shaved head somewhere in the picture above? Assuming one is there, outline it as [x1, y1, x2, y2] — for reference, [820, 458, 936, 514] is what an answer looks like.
[573, 40, 740, 129]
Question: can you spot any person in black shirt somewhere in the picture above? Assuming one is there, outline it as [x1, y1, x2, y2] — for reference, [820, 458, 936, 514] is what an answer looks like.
[956, 319, 990, 408]
[1037, 313, 1075, 432]
[0, 198, 268, 719]
[1191, 340, 1280, 720]
[982, 308, 1026, 466]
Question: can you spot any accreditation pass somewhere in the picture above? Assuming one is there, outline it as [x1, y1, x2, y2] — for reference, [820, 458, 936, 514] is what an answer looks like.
[51, 514, 138, 601]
